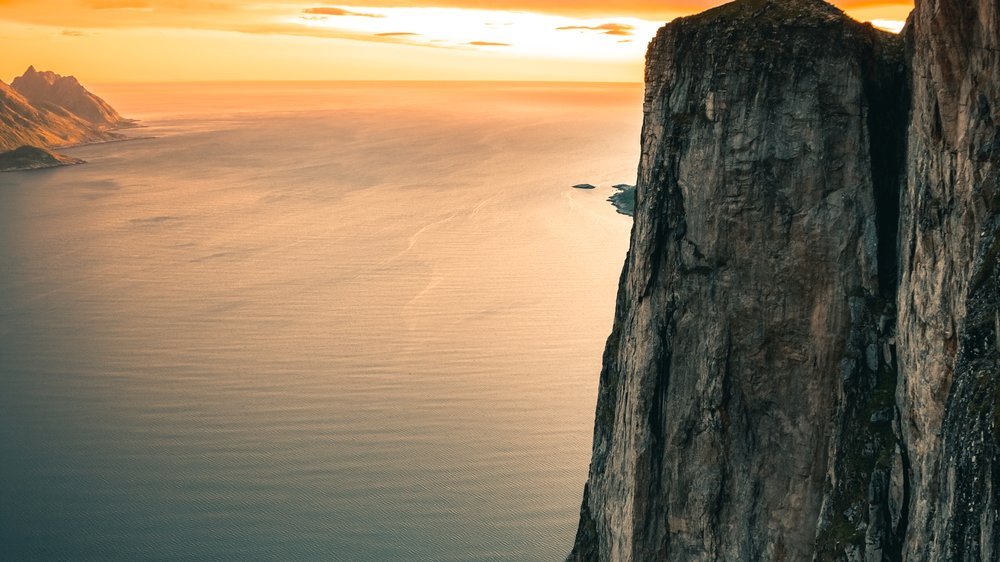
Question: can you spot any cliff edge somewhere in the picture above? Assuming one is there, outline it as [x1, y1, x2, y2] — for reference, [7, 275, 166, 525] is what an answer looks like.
[571, 0, 998, 559]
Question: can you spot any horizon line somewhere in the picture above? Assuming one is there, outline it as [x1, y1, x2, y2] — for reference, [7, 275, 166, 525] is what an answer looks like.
[85, 78, 645, 85]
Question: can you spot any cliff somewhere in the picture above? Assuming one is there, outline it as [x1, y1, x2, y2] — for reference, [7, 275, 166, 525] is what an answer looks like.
[571, 0, 999, 559]
[0, 67, 130, 164]
[901, 0, 1000, 558]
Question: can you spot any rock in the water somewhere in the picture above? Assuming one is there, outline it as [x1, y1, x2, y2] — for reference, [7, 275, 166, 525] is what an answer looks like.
[607, 185, 635, 216]
[574, 183, 597, 189]
[0, 145, 84, 172]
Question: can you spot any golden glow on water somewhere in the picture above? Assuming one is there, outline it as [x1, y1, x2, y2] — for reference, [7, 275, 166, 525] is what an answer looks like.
[0, 82, 640, 560]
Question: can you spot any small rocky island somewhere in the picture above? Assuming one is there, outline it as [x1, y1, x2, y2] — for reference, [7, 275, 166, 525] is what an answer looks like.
[571, 182, 636, 216]
[608, 184, 635, 216]
[0, 66, 133, 172]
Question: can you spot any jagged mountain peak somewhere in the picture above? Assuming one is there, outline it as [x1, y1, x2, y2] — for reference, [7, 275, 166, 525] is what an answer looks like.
[0, 67, 130, 154]
[16, 66, 58, 86]
[12, 66, 125, 127]
[16, 66, 82, 89]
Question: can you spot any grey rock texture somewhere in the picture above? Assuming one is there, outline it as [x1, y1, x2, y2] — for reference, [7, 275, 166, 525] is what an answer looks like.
[899, 0, 1000, 560]
[570, 0, 908, 559]
[899, 0, 1000, 558]
[925, 216, 1000, 560]
[571, 0, 1000, 559]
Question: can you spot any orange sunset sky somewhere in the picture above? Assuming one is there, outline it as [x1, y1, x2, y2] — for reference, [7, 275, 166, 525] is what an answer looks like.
[0, 1, 914, 82]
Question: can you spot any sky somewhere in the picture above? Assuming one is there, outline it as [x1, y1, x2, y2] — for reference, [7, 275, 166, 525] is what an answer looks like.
[0, 1, 914, 82]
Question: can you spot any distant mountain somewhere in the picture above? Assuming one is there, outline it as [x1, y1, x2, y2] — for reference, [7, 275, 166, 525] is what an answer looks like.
[0, 66, 132, 170]
[11, 66, 129, 128]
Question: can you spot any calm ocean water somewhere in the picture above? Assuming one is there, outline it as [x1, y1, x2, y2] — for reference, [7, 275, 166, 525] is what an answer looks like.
[0, 82, 639, 561]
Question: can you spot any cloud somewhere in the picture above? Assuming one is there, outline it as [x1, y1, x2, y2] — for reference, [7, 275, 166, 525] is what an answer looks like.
[556, 23, 634, 36]
[303, 7, 382, 18]
[0, 1, 915, 37]
[61, 29, 88, 36]
[870, 19, 905, 33]
[467, 40, 510, 46]
[85, 0, 151, 9]
[232, 23, 458, 50]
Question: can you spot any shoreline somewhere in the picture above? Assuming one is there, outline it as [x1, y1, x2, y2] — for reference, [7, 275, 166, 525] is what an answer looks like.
[2, 120, 147, 172]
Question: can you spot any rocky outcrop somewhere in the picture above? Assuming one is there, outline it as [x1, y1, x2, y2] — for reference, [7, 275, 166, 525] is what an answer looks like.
[570, 0, 1000, 559]
[0, 67, 131, 167]
[11, 66, 129, 128]
[0, 145, 84, 172]
[608, 185, 636, 216]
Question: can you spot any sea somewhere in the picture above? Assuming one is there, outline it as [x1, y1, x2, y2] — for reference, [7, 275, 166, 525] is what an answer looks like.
[0, 81, 640, 561]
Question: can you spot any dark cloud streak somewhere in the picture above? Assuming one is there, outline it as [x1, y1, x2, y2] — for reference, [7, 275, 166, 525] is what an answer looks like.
[303, 7, 383, 18]
[556, 23, 634, 36]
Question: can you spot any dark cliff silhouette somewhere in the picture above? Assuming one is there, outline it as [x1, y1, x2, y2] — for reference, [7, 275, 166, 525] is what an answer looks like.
[571, 0, 999, 559]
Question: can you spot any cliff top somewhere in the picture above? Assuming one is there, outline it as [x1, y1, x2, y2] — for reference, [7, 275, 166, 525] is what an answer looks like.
[646, 0, 900, 68]
[676, 0, 870, 31]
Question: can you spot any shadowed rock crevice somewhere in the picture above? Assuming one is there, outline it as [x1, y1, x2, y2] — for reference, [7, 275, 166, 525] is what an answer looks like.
[864, 38, 909, 299]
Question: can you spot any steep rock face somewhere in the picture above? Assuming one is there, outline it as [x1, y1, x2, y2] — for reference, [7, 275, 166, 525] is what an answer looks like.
[925, 217, 1000, 560]
[11, 66, 127, 127]
[898, 0, 1000, 558]
[570, 0, 908, 559]
[572, 0, 1000, 558]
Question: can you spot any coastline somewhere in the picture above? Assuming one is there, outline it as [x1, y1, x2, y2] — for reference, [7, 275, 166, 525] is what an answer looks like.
[1, 120, 145, 172]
